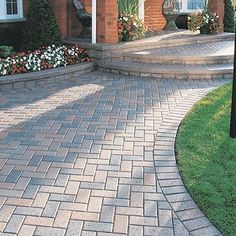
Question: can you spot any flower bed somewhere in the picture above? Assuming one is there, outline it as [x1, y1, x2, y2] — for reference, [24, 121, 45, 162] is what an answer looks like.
[118, 13, 147, 42]
[188, 10, 221, 34]
[0, 45, 90, 76]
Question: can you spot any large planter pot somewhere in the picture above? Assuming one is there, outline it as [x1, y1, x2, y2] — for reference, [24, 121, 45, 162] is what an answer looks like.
[162, 0, 180, 30]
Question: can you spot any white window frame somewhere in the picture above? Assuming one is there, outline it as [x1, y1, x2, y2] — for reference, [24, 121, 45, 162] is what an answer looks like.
[179, 0, 206, 13]
[0, 0, 23, 20]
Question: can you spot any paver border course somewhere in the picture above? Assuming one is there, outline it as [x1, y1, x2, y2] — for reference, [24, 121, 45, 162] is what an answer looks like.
[154, 80, 229, 235]
[0, 62, 96, 90]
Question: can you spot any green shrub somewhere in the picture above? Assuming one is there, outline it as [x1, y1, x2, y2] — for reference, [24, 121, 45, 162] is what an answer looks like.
[21, 0, 61, 51]
[0, 22, 24, 51]
[118, 0, 138, 15]
[224, 0, 235, 32]
[0, 46, 15, 59]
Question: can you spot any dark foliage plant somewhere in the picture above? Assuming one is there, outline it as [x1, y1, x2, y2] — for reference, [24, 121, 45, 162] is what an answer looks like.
[224, 0, 235, 32]
[21, 0, 61, 51]
[0, 46, 15, 59]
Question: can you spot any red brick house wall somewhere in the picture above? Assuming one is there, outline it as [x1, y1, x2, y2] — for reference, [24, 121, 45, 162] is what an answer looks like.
[145, 0, 166, 31]
[97, 0, 119, 43]
[23, 0, 83, 38]
[22, 0, 225, 43]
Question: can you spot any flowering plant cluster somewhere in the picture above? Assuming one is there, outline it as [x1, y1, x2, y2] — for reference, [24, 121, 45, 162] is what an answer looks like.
[188, 10, 221, 34]
[118, 13, 147, 41]
[0, 45, 90, 77]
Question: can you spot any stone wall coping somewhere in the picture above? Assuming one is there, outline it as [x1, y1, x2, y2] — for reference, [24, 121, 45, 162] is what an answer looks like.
[0, 62, 96, 85]
[64, 32, 235, 52]
[125, 53, 234, 61]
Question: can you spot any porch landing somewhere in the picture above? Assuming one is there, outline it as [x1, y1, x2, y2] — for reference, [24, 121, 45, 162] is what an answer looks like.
[65, 31, 235, 80]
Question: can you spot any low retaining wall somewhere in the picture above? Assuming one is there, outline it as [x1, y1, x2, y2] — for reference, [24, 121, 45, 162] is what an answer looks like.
[0, 62, 96, 90]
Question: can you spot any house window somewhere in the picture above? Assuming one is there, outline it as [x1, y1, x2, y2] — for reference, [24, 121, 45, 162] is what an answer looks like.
[6, 0, 18, 15]
[0, 0, 23, 21]
[187, 0, 204, 10]
[179, 0, 205, 12]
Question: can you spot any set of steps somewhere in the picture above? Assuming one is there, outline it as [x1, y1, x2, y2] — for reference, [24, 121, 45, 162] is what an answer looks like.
[100, 34, 234, 79]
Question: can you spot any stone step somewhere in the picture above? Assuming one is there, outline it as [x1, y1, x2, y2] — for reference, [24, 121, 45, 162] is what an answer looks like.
[124, 53, 234, 65]
[64, 33, 235, 63]
[124, 41, 235, 65]
[100, 61, 233, 79]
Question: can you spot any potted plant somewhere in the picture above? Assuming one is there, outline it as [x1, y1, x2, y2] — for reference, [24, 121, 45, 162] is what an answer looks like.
[188, 10, 222, 34]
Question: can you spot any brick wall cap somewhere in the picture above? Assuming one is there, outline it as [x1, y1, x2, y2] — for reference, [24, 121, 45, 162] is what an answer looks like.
[0, 62, 96, 85]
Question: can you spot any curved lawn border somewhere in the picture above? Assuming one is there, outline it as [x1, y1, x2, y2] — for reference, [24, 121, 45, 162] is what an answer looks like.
[153, 80, 230, 235]
[0, 62, 96, 90]
[176, 83, 235, 236]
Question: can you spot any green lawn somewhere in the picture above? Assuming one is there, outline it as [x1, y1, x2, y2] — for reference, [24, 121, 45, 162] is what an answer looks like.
[176, 83, 236, 236]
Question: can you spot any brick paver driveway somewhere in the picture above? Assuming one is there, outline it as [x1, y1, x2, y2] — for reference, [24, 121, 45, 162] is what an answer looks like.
[0, 72, 227, 236]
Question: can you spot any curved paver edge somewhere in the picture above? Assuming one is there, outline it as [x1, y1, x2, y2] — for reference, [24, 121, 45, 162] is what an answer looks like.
[154, 80, 229, 236]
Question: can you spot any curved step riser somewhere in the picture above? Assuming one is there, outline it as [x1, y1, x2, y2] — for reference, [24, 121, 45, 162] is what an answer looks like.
[100, 68, 233, 80]
[124, 57, 234, 65]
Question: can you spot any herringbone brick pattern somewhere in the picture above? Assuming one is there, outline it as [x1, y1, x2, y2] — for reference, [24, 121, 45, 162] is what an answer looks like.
[0, 72, 227, 235]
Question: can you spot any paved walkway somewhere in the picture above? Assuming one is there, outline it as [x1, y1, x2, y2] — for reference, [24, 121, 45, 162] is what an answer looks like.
[131, 41, 234, 57]
[0, 72, 227, 236]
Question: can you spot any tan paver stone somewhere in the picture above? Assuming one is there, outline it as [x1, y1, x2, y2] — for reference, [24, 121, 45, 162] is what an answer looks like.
[32, 193, 49, 208]
[0, 222, 6, 232]
[144, 173, 156, 186]
[91, 190, 116, 198]
[65, 181, 80, 195]
[53, 210, 71, 228]
[5, 198, 33, 207]
[114, 215, 128, 234]
[71, 212, 99, 221]
[0, 205, 15, 222]
[81, 231, 96, 236]
[76, 189, 91, 204]
[88, 197, 103, 213]
[116, 207, 143, 216]
[24, 216, 54, 227]
[60, 202, 87, 212]
[18, 225, 36, 236]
